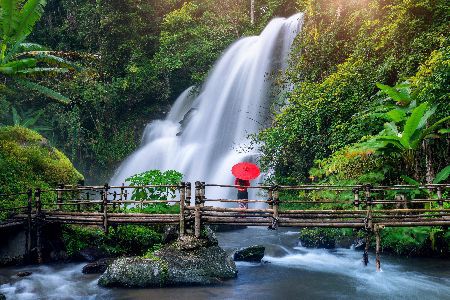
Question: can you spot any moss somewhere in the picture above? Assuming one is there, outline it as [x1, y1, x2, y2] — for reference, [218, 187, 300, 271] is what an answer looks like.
[0, 126, 83, 219]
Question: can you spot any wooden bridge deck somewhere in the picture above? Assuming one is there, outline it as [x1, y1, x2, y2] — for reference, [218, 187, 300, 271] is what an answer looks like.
[1, 182, 449, 270]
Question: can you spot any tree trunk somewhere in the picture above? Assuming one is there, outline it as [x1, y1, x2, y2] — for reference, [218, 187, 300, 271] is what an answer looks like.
[423, 140, 434, 183]
[250, 0, 255, 25]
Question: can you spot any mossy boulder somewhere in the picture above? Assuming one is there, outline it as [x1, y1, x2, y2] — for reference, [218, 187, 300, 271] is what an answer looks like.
[98, 235, 237, 288]
[0, 126, 83, 218]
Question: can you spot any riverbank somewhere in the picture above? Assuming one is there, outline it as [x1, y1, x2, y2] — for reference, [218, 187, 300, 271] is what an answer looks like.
[1, 227, 450, 299]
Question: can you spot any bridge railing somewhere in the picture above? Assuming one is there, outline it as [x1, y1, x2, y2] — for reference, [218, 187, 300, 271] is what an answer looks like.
[191, 183, 450, 233]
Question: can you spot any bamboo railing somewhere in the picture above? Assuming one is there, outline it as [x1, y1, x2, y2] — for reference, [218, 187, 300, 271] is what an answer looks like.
[1, 182, 449, 270]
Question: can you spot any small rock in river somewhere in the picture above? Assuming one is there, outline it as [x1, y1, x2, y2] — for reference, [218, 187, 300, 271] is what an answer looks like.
[16, 271, 32, 277]
[82, 258, 114, 274]
[233, 245, 265, 262]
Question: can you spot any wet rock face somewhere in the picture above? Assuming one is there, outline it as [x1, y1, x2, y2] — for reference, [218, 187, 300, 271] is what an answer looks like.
[233, 245, 265, 262]
[0, 293, 5, 300]
[98, 234, 237, 288]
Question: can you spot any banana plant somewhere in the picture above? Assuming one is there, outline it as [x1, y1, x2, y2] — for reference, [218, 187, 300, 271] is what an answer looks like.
[10, 106, 51, 132]
[0, 0, 79, 104]
[367, 101, 449, 173]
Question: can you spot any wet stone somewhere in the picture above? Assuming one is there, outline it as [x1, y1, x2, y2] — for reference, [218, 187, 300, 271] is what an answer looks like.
[16, 271, 32, 277]
[233, 245, 265, 262]
[98, 234, 236, 288]
[82, 258, 114, 274]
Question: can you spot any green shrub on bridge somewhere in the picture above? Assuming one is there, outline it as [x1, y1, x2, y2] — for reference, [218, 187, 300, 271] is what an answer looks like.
[125, 169, 182, 214]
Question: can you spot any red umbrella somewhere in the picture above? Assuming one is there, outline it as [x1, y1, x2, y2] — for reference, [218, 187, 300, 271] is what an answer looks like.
[232, 162, 260, 180]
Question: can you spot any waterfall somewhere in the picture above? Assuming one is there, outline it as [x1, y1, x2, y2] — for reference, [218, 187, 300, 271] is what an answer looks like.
[111, 13, 304, 200]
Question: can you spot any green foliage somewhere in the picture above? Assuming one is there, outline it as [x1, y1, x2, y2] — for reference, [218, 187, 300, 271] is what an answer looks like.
[381, 227, 449, 256]
[62, 224, 162, 257]
[8, 106, 51, 132]
[299, 228, 353, 249]
[0, 0, 77, 103]
[257, 0, 450, 184]
[0, 126, 83, 219]
[433, 165, 450, 184]
[126, 169, 183, 200]
[125, 169, 182, 214]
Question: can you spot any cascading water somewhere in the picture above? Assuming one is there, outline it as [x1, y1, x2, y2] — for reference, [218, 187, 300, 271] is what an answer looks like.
[111, 14, 304, 200]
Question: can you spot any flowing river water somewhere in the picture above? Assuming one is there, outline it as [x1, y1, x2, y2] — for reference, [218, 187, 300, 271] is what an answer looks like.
[1, 227, 449, 300]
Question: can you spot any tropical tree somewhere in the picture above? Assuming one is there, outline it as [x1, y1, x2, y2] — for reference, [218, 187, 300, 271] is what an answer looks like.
[0, 0, 78, 104]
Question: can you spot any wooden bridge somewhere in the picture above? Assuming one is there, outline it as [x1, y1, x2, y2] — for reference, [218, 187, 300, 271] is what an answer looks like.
[1, 182, 449, 271]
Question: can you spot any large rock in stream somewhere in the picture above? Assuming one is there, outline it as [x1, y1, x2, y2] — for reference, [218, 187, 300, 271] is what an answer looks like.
[98, 233, 237, 287]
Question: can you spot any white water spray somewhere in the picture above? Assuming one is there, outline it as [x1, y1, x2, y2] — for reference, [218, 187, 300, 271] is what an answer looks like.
[111, 14, 304, 199]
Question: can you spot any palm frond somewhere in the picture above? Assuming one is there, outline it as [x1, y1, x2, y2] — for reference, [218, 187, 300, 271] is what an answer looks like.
[12, 0, 47, 44]
[1, 0, 20, 42]
[18, 42, 47, 51]
[15, 78, 70, 105]
[16, 66, 69, 75]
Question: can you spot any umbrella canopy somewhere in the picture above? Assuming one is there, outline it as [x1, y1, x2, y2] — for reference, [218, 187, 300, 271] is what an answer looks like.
[232, 162, 260, 180]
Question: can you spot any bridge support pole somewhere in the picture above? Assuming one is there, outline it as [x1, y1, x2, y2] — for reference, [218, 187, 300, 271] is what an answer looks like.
[25, 189, 33, 263]
[57, 183, 63, 211]
[437, 187, 443, 208]
[179, 182, 186, 237]
[270, 186, 280, 230]
[194, 181, 202, 238]
[375, 225, 382, 272]
[35, 188, 43, 264]
[103, 184, 109, 234]
[363, 232, 370, 266]
[353, 188, 360, 210]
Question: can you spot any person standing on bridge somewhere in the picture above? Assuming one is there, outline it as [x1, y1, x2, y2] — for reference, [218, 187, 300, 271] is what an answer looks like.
[231, 162, 260, 209]
[235, 178, 251, 208]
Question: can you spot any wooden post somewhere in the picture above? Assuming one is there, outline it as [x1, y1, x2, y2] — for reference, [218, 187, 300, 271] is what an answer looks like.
[57, 183, 63, 211]
[365, 184, 373, 230]
[194, 181, 202, 238]
[25, 189, 32, 262]
[375, 225, 381, 272]
[353, 188, 360, 210]
[186, 182, 192, 206]
[112, 191, 117, 211]
[267, 187, 273, 209]
[200, 182, 206, 207]
[179, 182, 186, 237]
[35, 188, 43, 264]
[103, 183, 109, 234]
[120, 183, 125, 210]
[437, 187, 443, 208]
[363, 231, 370, 266]
[271, 186, 279, 230]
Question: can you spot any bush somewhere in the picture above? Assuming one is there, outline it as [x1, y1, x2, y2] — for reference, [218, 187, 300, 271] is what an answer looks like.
[62, 224, 163, 257]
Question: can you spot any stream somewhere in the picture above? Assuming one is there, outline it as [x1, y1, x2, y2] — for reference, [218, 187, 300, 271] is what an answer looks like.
[1, 227, 449, 299]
